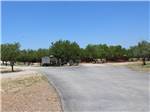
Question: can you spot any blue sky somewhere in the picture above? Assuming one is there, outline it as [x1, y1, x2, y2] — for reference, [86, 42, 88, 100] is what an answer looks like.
[2, 1, 149, 49]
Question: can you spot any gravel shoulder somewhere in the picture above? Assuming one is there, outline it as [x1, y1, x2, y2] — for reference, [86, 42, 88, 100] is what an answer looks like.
[1, 71, 62, 112]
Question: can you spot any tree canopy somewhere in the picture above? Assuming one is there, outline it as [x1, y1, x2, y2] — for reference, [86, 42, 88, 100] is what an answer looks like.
[129, 41, 150, 65]
[1, 43, 20, 62]
[1, 43, 20, 71]
[1, 40, 150, 66]
[50, 40, 80, 63]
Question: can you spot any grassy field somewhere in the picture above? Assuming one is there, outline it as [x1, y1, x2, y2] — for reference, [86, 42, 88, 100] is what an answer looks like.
[126, 61, 150, 73]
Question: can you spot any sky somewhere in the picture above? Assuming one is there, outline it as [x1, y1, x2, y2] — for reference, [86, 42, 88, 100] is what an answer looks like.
[2, 1, 149, 49]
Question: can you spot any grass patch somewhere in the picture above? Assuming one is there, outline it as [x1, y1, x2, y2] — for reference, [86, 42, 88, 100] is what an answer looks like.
[126, 61, 150, 73]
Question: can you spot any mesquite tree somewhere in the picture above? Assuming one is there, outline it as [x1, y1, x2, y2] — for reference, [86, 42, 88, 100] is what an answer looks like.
[1, 43, 20, 71]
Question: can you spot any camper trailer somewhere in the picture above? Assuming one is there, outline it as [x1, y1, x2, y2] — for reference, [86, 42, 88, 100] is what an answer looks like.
[41, 56, 50, 66]
[41, 55, 79, 66]
[41, 55, 61, 66]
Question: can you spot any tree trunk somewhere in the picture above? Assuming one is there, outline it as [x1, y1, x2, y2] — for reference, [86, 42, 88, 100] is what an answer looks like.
[10, 61, 14, 72]
[11, 65, 14, 72]
[6, 61, 7, 66]
[142, 58, 146, 65]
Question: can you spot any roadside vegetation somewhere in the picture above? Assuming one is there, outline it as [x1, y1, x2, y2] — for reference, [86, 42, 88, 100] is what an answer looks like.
[126, 61, 150, 72]
[1, 40, 150, 71]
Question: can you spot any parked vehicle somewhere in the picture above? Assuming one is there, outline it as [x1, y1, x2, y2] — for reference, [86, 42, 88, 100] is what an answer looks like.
[41, 55, 79, 66]
[41, 56, 50, 66]
[93, 59, 106, 64]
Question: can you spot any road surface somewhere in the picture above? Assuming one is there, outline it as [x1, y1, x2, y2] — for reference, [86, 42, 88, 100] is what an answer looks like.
[40, 64, 149, 112]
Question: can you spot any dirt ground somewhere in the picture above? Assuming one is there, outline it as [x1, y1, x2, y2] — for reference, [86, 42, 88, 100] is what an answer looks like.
[1, 73, 62, 112]
[0, 66, 21, 73]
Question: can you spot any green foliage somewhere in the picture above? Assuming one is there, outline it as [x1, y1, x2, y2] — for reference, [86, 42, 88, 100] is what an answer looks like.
[36, 48, 50, 62]
[1, 43, 20, 62]
[129, 41, 150, 58]
[129, 40, 150, 65]
[17, 50, 28, 63]
[50, 40, 80, 63]
[17, 49, 50, 63]
[80, 48, 89, 59]
[1, 44, 9, 62]
[86, 44, 99, 59]
[1, 40, 149, 65]
[1, 43, 20, 71]
[108, 45, 127, 61]
[85, 44, 127, 61]
[137, 41, 150, 58]
[25, 49, 37, 62]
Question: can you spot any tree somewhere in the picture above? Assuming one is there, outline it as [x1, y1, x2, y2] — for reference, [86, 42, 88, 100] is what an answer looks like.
[36, 48, 49, 63]
[85, 44, 99, 59]
[25, 49, 37, 64]
[130, 41, 150, 65]
[107, 45, 127, 61]
[1, 44, 9, 65]
[17, 50, 28, 64]
[85, 44, 127, 62]
[1, 43, 20, 71]
[50, 40, 80, 64]
[138, 41, 150, 65]
[97, 44, 109, 60]
[80, 48, 91, 62]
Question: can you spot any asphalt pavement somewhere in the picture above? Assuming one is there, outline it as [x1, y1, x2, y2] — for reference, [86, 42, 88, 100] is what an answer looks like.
[40, 64, 149, 112]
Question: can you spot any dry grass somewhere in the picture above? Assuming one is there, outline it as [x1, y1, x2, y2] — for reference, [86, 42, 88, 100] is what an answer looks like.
[126, 61, 150, 73]
[2, 75, 46, 92]
[1, 74, 62, 112]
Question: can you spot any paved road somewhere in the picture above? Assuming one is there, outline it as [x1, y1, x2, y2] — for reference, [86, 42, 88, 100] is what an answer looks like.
[40, 64, 149, 112]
